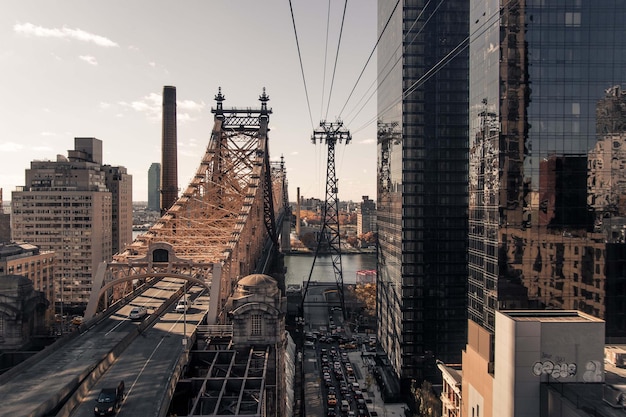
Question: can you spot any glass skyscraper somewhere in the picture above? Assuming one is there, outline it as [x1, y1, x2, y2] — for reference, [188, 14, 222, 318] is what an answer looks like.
[377, 0, 470, 385]
[148, 162, 161, 212]
[468, 0, 626, 340]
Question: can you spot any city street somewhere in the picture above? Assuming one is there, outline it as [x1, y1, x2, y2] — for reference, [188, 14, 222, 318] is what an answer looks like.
[301, 283, 406, 417]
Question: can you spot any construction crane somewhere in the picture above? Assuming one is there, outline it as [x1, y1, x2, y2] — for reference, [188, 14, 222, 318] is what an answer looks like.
[301, 119, 351, 319]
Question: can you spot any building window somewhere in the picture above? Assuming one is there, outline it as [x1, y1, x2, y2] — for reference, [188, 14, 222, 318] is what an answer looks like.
[251, 314, 262, 336]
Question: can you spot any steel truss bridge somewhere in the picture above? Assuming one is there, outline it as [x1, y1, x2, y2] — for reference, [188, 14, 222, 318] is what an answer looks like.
[0, 88, 290, 417]
[85, 87, 288, 323]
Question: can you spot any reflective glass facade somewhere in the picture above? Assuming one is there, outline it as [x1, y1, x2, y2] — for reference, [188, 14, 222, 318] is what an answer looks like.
[469, 0, 626, 339]
[377, 0, 469, 383]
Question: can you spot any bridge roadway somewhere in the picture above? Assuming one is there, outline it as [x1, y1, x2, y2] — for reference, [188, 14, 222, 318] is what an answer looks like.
[0, 277, 205, 417]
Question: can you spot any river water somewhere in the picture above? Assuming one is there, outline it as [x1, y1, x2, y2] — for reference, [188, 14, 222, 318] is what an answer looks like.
[284, 253, 376, 287]
[132, 230, 376, 286]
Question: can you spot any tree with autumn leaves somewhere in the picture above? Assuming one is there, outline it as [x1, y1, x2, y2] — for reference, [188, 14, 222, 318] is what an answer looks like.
[353, 282, 376, 317]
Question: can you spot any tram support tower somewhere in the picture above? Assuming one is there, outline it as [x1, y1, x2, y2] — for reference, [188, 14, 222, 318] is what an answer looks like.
[302, 120, 351, 318]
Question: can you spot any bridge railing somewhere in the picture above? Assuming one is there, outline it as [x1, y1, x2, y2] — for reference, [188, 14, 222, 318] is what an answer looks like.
[196, 324, 233, 337]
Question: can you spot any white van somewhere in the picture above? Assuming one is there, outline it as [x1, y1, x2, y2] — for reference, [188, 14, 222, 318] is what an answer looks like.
[341, 400, 349, 412]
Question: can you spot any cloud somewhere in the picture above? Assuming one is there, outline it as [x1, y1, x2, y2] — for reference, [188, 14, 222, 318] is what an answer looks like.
[149, 62, 156, 68]
[32, 145, 54, 152]
[178, 113, 193, 122]
[0, 141, 25, 152]
[178, 100, 206, 112]
[79, 55, 98, 66]
[119, 93, 161, 120]
[40, 132, 58, 137]
[99, 102, 111, 109]
[358, 138, 376, 145]
[119, 92, 205, 122]
[14, 22, 118, 47]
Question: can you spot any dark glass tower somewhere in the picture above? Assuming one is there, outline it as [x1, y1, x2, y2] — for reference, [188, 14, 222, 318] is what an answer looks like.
[376, 0, 469, 385]
[468, 1, 626, 340]
[148, 162, 161, 212]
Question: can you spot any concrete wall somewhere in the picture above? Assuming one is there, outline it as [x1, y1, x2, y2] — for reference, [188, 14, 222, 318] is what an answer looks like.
[493, 311, 605, 417]
[462, 320, 494, 417]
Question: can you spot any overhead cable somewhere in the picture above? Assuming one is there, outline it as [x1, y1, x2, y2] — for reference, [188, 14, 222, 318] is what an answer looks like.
[337, 0, 401, 120]
[288, 0, 315, 130]
[320, 0, 331, 120]
[352, 0, 520, 134]
[344, 0, 440, 125]
[324, 0, 349, 121]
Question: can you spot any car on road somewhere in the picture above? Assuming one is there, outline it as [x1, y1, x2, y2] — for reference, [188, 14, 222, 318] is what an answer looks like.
[71, 316, 84, 326]
[341, 399, 350, 412]
[94, 380, 124, 416]
[175, 299, 190, 313]
[128, 306, 148, 321]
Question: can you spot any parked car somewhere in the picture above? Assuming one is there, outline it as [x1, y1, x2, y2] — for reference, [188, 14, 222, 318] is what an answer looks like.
[94, 380, 124, 416]
[128, 306, 148, 321]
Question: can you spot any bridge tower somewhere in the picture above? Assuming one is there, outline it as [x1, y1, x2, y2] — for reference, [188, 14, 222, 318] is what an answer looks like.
[302, 120, 351, 317]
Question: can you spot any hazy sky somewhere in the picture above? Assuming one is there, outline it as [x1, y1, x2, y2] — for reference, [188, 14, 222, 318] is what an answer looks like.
[1, 1, 378, 203]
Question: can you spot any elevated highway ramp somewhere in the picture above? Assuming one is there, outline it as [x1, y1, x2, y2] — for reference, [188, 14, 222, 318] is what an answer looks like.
[0, 277, 191, 417]
[67, 291, 209, 417]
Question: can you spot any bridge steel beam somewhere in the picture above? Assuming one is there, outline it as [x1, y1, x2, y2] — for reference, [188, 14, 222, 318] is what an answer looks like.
[90, 88, 287, 322]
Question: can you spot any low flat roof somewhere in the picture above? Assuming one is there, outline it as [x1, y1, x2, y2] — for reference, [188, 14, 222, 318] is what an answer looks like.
[499, 310, 604, 323]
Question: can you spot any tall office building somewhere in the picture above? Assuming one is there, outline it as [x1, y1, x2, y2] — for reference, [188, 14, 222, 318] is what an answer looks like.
[11, 138, 130, 311]
[467, 0, 626, 338]
[376, 0, 469, 385]
[356, 195, 376, 236]
[104, 165, 133, 255]
[148, 162, 161, 212]
[0, 242, 56, 324]
[0, 189, 10, 242]
[463, 2, 626, 414]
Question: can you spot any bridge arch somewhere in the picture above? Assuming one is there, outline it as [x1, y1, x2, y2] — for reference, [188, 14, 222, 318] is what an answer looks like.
[85, 242, 218, 320]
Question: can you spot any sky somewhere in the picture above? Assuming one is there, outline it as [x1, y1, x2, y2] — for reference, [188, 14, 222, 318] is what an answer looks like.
[0, 1, 378, 204]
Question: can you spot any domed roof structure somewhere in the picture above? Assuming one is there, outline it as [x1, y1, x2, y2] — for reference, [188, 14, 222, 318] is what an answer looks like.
[235, 274, 279, 297]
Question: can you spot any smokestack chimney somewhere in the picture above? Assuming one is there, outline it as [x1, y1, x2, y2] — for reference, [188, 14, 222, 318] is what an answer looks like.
[161, 85, 178, 214]
[296, 187, 301, 237]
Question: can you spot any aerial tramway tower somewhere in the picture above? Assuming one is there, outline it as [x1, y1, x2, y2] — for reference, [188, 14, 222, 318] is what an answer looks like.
[301, 120, 351, 318]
